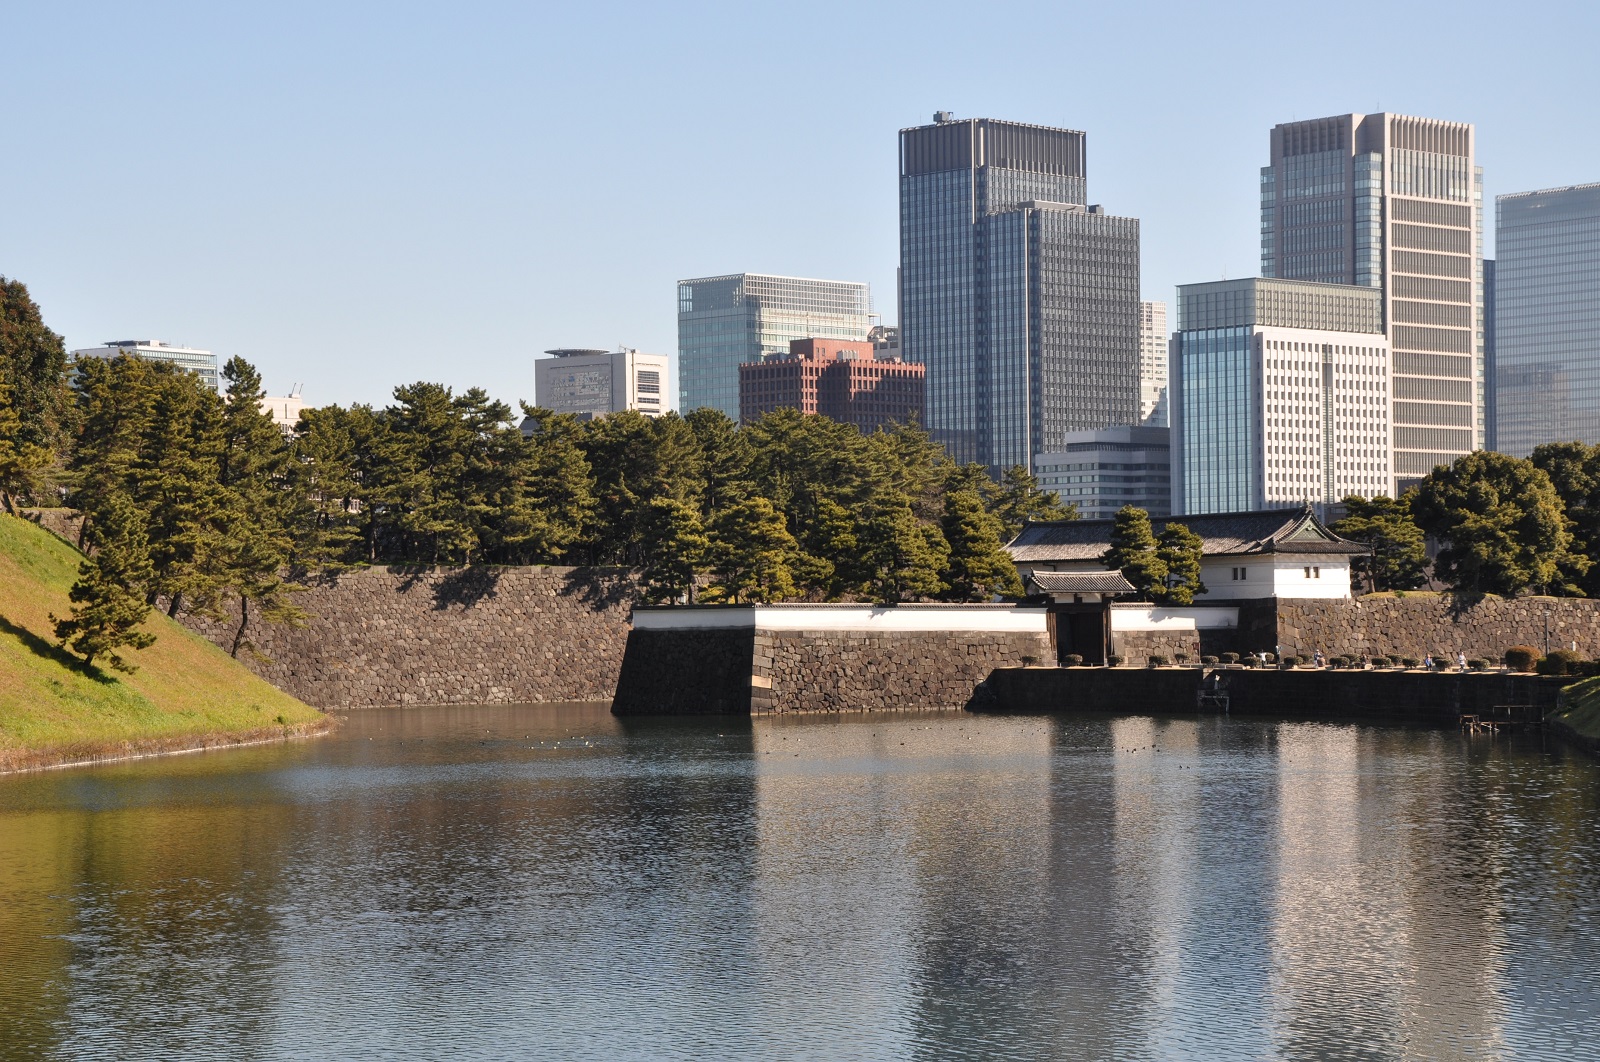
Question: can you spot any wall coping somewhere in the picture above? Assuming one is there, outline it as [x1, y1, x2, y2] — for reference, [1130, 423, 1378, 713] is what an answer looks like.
[631, 604, 1049, 633]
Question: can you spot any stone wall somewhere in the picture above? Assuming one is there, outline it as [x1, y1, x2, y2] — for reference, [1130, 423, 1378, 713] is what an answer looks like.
[611, 627, 755, 715]
[981, 665, 1568, 721]
[180, 565, 637, 708]
[753, 630, 1052, 713]
[1273, 595, 1600, 662]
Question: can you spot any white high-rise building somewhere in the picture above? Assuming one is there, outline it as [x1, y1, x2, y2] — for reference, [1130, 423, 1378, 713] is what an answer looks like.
[1170, 278, 1391, 517]
[1139, 301, 1168, 426]
[534, 347, 669, 421]
[73, 339, 219, 390]
[1261, 112, 1481, 492]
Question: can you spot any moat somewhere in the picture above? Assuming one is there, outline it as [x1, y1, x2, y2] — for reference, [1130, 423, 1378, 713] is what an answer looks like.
[2, 703, 1597, 1060]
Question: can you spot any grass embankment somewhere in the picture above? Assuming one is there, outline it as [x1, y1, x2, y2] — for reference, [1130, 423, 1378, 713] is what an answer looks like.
[0, 513, 327, 772]
[1553, 676, 1600, 754]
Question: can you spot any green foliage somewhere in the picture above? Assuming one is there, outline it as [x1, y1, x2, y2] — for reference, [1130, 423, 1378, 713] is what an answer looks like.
[992, 465, 1075, 540]
[707, 497, 798, 604]
[0, 364, 54, 510]
[637, 497, 708, 605]
[1154, 522, 1205, 604]
[0, 277, 74, 461]
[1331, 494, 1429, 593]
[1410, 451, 1571, 596]
[51, 492, 156, 672]
[858, 494, 948, 604]
[1102, 505, 1166, 600]
[1538, 649, 1585, 677]
[1529, 441, 1600, 596]
[939, 489, 1022, 601]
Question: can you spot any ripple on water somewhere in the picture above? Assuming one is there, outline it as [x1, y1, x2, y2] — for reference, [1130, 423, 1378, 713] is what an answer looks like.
[0, 706, 1596, 1061]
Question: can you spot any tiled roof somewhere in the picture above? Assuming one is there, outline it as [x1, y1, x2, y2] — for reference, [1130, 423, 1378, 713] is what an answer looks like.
[1026, 570, 1136, 594]
[1006, 504, 1367, 562]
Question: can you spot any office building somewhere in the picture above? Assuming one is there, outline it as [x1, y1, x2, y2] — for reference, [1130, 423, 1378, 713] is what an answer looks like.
[73, 339, 219, 390]
[261, 388, 306, 434]
[899, 113, 1141, 471]
[1261, 113, 1481, 490]
[678, 273, 871, 419]
[1493, 183, 1600, 455]
[869, 323, 901, 360]
[1033, 425, 1171, 521]
[1484, 258, 1496, 450]
[738, 338, 925, 433]
[1139, 301, 1169, 426]
[1170, 278, 1391, 517]
[535, 347, 669, 420]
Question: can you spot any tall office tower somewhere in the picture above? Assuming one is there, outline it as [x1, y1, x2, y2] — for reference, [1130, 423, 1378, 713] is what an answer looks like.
[1169, 278, 1391, 517]
[899, 113, 1141, 471]
[1483, 258, 1496, 451]
[1494, 183, 1600, 455]
[535, 347, 670, 420]
[73, 339, 219, 390]
[677, 273, 871, 419]
[1139, 301, 1169, 426]
[1261, 113, 1481, 491]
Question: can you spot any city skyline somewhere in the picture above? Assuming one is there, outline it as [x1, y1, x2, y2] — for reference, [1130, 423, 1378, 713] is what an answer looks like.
[3, 2, 1595, 411]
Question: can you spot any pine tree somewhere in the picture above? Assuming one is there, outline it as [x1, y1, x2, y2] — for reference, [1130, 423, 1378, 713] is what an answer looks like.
[638, 497, 709, 604]
[708, 497, 798, 603]
[498, 407, 596, 563]
[1102, 505, 1167, 600]
[940, 488, 1023, 601]
[0, 276, 74, 457]
[992, 465, 1076, 540]
[1154, 522, 1205, 604]
[0, 365, 53, 512]
[859, 494, 948, 604]
[217, 357, 306, 654]
[52, 493, 157, 673]
[1410, 451, 1570, 596]
[1330, 494, 1428, 593]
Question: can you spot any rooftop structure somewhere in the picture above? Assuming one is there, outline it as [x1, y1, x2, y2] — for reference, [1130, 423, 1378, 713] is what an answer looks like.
[1007, 505, 1365, 602]
[73, 339, 219, 391]
[535, 346, 668, 421]
[1033, 426, 1171, 521]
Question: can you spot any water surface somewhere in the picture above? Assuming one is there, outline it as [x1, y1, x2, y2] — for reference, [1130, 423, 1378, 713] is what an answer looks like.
[2, 704, 1597, 1060]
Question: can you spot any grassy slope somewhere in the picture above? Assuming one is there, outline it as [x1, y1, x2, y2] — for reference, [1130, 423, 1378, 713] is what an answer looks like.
[1554, 675, 1600, 745]
[0, 513, 324, 768]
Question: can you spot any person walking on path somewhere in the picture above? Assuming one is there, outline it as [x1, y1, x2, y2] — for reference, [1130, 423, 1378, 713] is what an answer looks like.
[1458, 651, 1468, 671]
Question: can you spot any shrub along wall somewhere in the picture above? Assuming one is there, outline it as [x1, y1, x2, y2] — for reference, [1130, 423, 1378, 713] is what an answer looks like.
[1273, 594, 1600, 661]
[179, 565, 637, 708]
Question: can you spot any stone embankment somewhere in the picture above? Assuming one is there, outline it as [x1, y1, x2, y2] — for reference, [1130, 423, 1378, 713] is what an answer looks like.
[978, 665, 1568, 721]
[1270, 594, 1600, 661]
[611, 605, 1053, 715]
[180, 565, 637, 708]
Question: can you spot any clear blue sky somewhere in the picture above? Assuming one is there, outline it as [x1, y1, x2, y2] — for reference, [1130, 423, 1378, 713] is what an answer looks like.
[3, 0, 1596, 411]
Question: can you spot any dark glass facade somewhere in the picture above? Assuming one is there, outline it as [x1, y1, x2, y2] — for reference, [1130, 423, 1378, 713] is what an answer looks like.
[899, 116, 1140, 471]
[1494, 184, 1600, 455]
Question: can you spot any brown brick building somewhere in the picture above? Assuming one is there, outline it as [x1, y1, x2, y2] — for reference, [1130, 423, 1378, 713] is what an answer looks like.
[739, 338, 925, 431]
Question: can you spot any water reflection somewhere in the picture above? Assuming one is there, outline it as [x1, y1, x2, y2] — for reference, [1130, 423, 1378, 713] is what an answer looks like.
[0, 706, 1596, 1060]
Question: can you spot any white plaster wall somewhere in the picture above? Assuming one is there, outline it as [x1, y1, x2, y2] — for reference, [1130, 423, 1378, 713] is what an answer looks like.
[632, 605, 1049, 633]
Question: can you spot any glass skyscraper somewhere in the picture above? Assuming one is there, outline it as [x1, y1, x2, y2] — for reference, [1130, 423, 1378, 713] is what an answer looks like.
[899, 114, 1141, 471]
[1494, 183, 1600, 455]
[677, 273, 871, 419]
[1261, 113, 1482, 492]
[1170, 278, 1390, 517]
